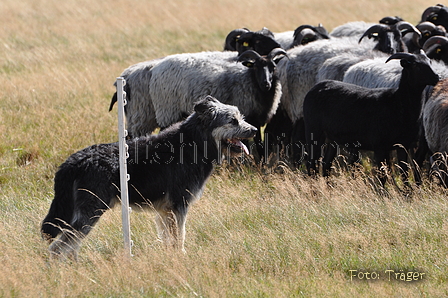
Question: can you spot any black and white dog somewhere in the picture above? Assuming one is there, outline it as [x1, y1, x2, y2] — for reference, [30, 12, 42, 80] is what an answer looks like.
[41, 96, 257, 259]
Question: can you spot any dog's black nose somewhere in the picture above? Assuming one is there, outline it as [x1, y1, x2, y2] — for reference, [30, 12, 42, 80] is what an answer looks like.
[251, 127, 258, 136]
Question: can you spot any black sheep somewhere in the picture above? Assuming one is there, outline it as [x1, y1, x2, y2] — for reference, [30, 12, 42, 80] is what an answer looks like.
[303, 52, 439, 184]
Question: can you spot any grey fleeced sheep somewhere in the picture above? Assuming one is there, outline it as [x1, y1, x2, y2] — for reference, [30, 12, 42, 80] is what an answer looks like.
[317, 51, 390, 83]
[110, 52, 238, 137]
[276, 36, 378, 123]
[329, 21, 375, 38]
[277, 22, 419, 124]
[112, 49, 287, 155]
[274, 24, 330, 49]
[423, 78, 448, 154]
[317, 22, 420, 83]
[343, 54, 448, 88]
[342, 56, 403, 88]
[422, 78, 448, 185]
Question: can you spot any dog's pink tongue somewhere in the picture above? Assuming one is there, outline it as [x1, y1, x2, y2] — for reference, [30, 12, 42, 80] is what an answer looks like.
[235, 139, 249, 155]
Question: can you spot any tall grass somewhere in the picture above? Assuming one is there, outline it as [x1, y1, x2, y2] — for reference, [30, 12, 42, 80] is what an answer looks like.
[1, 0, 447, 296]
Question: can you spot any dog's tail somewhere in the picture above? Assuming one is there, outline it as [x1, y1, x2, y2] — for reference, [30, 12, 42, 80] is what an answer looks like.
[41, 167, 76, 243]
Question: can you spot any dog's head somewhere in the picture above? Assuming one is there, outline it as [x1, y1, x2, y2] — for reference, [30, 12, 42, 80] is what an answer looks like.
[194, 96, 257, 157]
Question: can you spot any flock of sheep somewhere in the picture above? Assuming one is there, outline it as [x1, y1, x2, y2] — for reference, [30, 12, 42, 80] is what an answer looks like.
[110, 4, 448, 186]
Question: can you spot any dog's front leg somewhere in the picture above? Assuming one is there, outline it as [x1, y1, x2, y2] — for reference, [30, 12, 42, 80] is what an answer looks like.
[155, 207, 187, 252]
[48, 230, 83, 261]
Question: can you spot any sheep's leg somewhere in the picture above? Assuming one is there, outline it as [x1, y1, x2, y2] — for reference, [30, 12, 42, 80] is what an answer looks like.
[374, 150, 389, 186]
[306, 130, 324, 176]
[291, 118, 306, 167]
[396, 146, 411, 185]
[253, 127, 265, 163]
[264, 109, 294, 164]
[414, 133, 429, 178]
[430, 152, 448, 187]
[322, 142, 338, 176]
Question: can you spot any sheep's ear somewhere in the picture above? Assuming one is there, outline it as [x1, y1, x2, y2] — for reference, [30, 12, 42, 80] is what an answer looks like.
[400, 59, 413, 68]
[238, 50, 261, 68]
[268, 48, 288, 64]
[241, 61, 255, 68]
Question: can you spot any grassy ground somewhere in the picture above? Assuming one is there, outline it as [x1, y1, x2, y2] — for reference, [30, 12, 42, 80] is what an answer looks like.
[1, 0, 447, 296]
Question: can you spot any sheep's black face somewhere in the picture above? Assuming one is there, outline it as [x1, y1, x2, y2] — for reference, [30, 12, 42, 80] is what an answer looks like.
[426, 44, 446, 62]
[238, 48, 286, 92]
[376, 30, 404, 54]
[256, 60, 276, 92]
[236, 32, 281, 56]
[427, 7, 448, 29]
[243, 58, 276, 92]
[404, 55, 440, 87]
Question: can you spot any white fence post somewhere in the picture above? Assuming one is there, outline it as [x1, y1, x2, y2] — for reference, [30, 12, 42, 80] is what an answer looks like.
[116, 77, 132, 257]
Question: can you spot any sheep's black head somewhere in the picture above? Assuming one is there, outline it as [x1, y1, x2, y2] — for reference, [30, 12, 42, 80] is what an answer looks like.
[224, 28, 250, 51]
[421, 4, 448, 30]
[423, 35, 448, 64]
[235, 31, 281, 56]
[359, 22, 420, 54]
[237, 48, 287, 92]
[386, 52, 439, 87]
[417, 22, 447, 46]
[379, 16, 404, 25]
[292, 24, 330, 47]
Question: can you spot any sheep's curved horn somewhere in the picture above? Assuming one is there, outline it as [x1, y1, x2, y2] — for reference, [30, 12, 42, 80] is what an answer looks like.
[380, 16, 403, 25]
[293, 24, 330, 46]
[396, 21, 422, 47]
[267, 48, 288, 63]
[417, 21, 437, 32]
[237, 50, 262, 63]
[421, 5, 443, 22]
[359, 24, 388, 43]
[224, 28, 250, 51]
[396, 21, 421, 38]
[423, 35, 448, 51]
[293, 28, 317, 46]
[385, 52, 414, 63]
[293, 25, 318, 38]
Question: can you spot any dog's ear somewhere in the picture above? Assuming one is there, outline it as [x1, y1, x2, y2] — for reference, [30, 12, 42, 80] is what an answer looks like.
[194, 96, 219, 114]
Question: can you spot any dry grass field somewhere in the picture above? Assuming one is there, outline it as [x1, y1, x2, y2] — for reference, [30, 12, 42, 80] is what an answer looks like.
[1, 0, 447, 296]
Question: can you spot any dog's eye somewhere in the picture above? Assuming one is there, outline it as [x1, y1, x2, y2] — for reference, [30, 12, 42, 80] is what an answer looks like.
[230, 118, 239, 125]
